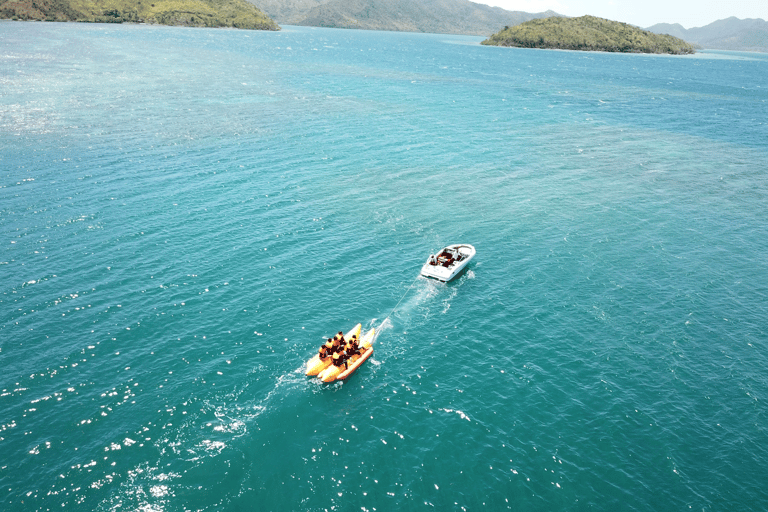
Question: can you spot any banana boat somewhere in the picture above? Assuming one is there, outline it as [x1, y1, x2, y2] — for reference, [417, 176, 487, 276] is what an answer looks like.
[305, 323, 361, 376]
[318, 327, 374, 383]
[337, 333, 374, 381]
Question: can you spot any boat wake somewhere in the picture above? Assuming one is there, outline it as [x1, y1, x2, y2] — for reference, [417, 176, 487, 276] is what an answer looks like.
[380, 273, 468, 334]
[93, 271, 470, 510]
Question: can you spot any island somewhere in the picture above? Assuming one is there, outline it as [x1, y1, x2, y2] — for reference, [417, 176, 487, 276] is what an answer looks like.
[482, 15, 695, 54]
[0, 0, 279, 30]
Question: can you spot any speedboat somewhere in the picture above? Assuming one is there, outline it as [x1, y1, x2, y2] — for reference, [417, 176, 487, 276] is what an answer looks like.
[420, 244, 475, 282]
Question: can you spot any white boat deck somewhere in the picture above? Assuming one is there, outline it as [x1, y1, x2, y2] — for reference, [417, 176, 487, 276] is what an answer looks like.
[420, 244, 475, 282]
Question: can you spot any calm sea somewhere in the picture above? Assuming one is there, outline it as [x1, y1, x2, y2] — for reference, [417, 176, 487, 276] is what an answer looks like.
[2, 21, 768, 511]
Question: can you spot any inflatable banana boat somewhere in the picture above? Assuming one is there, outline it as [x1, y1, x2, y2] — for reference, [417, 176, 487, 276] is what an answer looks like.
[305, 323, 361, 376]
[318, 327, 375, 383]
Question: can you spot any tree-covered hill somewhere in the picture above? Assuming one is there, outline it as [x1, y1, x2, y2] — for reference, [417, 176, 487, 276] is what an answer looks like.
[0, 0, 279, 29]
[249, 0, 561, 36]
[483, 15, 695, 54]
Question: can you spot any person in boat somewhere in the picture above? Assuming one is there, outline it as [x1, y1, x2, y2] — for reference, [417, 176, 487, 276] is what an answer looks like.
[437, 250, 453, 266]
[332, 349, 348, 369]
[346, 334, 359, 349]
[319, 338, 334, 359]
[345, 339, 362, 358]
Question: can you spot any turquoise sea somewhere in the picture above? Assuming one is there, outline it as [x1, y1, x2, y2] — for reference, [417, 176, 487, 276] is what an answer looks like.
[2, 21, 768, 511]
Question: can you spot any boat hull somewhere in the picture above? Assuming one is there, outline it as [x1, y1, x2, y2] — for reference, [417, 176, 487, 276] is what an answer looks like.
[305, 353, 332, 376]
[337, 346, 373, 380]
[420, 244, 475, 282]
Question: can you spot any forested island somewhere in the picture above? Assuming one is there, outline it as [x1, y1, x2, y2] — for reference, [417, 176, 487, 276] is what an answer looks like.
[3, 0, 761, 51]
[483, 15, 696, 54]
[0, 0, 279, 29]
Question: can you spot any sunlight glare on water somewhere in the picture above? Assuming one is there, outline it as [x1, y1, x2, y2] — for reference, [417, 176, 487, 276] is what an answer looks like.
[2, 22, 768, 512]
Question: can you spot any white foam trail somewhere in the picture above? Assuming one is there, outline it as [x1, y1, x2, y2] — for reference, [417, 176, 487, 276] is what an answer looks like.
[377, 316, 393, 332]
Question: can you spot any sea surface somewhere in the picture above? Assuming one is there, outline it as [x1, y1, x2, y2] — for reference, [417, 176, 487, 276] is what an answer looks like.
[2, 21, 768, 511]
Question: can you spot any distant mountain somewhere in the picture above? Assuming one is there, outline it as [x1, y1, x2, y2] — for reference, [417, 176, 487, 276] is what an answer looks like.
[645, 22, 687, 40]
[248, 0, 562, 35]
[0, 0, 279, 29]
[483, 15, 695, 54]
[647, 17, 768, 52]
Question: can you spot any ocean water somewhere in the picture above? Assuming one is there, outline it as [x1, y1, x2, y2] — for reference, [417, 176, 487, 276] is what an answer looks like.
[2, 21, 768, 511]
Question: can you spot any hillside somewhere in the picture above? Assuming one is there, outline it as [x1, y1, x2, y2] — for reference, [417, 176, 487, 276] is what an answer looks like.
[244, 0, 319, 24]
[483, 15, 695, 54]
[645, 22, 687, 40]
[647, 17, 768, 52]
[0, 0, 279, 29]
[248, 0, 561, 36]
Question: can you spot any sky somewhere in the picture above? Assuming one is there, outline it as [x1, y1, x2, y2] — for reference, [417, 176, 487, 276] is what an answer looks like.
[474, 0, 768, 29]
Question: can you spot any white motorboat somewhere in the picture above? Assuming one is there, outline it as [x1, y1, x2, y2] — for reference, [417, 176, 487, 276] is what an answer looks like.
[420, 244, 476, 282]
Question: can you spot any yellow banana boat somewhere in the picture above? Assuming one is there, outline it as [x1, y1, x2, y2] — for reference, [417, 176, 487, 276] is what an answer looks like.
[318, 327, 374, 383]
[305, 323, 361, 376]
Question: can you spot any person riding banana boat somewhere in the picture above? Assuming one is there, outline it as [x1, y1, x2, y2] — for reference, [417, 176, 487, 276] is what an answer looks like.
[332, 338, 362, 369]
[318, 338, 334, 359]
[317, 327, 374, 382]
[318, 331, 345, 358]
[332, 349, 348, 369]
[328, 334, 364, 370]
[306, 324, 361, 376]
[345, 338, 361, 358]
